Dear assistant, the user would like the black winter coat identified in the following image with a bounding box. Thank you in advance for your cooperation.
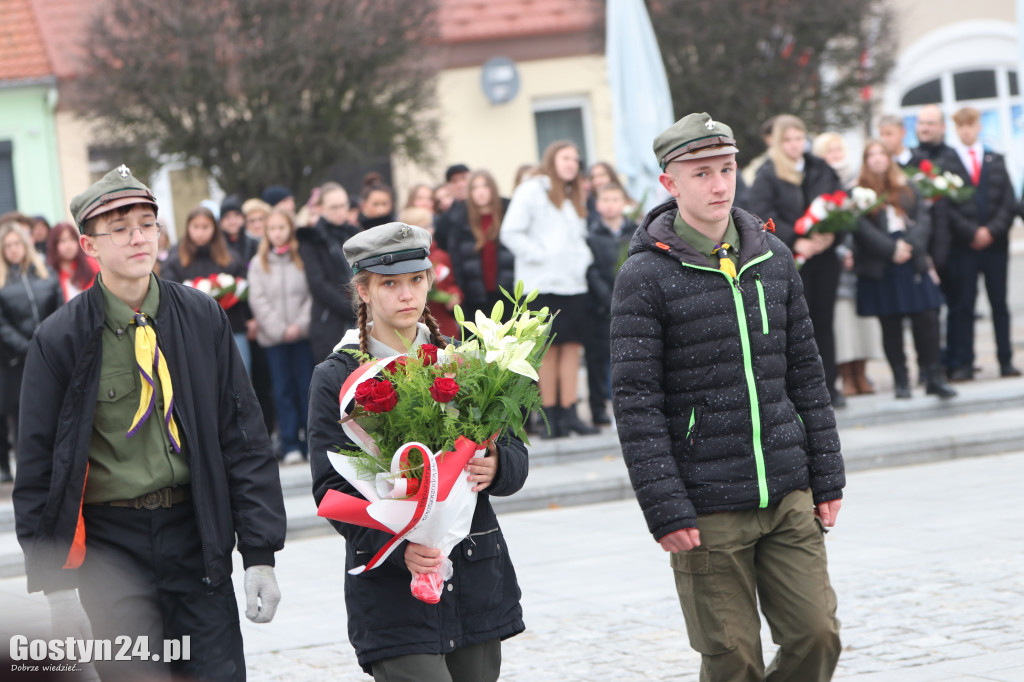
[13,279,286,593]
[610,201,845,541]
[585,216,634,315]
[0,265,61,364]
[853,188,933,281]
[0,265,61,412]
[308,346,526,673]
[159,245,250,334]
[440,200,516,312]
[296,218,361,362]
[746,154,843,251]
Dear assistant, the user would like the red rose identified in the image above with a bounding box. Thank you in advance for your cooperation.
[384,356,409,375]
[919,160,934,176]
[418,343,439,366]
[353,379,376,406]
[357,379,398,413]
[429,377,459,403]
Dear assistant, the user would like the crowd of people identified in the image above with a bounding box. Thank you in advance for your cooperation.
[0,108,1021,477]
[0,102,1021,682]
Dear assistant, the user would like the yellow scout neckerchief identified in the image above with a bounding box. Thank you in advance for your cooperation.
[126,312,181,452]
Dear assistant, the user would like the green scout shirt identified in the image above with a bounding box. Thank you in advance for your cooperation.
[673,213,740,272]
[84,274,190,503]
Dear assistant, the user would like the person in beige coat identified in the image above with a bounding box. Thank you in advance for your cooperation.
[248,207,314,463]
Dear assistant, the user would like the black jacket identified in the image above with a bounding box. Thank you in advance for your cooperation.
[746,154,843,251]
[853,188,933,281]
[0,265,61,365]
[934,147,1016,251]
[13,279,286,593]
[159,245,250,334]
[439,199,516,311]
[610,201,844,541]
[225,232,259,265]
[296,217,361,362]
[586,216,635,315]
[308,346,526,672]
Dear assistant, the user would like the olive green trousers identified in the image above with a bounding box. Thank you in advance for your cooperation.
[371,639,501,682]
[671,488,841,682]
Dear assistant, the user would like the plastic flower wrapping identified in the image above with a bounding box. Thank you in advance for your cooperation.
[903,160,974,203]
[183,273,248,309]
[317,282,552,603]
[793,188,881,237]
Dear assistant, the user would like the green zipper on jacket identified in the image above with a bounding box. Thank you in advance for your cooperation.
[754,273,768,335]
[679,250,774,507]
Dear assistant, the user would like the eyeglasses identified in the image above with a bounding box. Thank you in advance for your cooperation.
[92,222,162,247]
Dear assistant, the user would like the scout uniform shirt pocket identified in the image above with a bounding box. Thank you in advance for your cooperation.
[94,370,138,432]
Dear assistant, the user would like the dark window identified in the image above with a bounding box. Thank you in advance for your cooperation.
[901,79,942,107]
[1010,71,1019,97]
[0,141,16,214]
[953,70,997,101]
[535,107,588,168]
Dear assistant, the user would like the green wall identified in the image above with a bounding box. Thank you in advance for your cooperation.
[0,82,64,223]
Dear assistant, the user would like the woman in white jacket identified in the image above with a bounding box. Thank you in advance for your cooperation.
[248,207,314,462]
[501,140,598,438]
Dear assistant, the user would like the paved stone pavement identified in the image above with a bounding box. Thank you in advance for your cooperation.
[4,452,1022,680]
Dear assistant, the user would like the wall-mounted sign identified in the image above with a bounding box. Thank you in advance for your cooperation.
[481,56,520,105]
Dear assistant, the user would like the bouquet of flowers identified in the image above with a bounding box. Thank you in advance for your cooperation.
[317,282,552,603]
[184,273,248,310]
[794,187,881,237]
[903,160,974,203]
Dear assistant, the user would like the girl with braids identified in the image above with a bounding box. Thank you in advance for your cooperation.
[306,222,527,682]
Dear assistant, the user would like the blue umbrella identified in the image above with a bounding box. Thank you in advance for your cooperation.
[606,0,675,212]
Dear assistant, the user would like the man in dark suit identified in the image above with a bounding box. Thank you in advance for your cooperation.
[940,107,1019,380]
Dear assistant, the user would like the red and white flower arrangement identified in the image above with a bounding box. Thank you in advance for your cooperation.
[183,273,248,310]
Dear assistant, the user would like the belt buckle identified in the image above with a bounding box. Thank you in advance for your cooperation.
[141,491,163,510]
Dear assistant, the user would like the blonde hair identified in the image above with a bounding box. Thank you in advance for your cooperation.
[397,207,433,230]
[348,268,441,355]
[242,198,272,217]
[256,207,304,273]
[811,132,845,160]
[0,222,49,287]
[768,114,807,186]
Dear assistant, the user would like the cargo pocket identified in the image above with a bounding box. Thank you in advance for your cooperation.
[458,528,504,615]
[670,546,735,655]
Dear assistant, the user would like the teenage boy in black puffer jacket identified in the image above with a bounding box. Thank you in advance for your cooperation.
[611,113,845,682]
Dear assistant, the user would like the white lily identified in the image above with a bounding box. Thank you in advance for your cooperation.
[493,337,538,380]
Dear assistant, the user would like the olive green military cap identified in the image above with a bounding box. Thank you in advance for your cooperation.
[343,222,432,275]
[70,164,158,232]
[654,113,739,170]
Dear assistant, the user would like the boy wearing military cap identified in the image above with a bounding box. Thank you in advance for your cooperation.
[13,165,287,681]
[611,113,845,680]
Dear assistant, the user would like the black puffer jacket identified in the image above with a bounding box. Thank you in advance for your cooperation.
[440,200,516,312]
[610,201,844,541]
[0,265,61,364]
[853,187,932,280]
[746,154,843,250]
[14,279,285,593]
[296,217,361,362]
[308,344,527,673]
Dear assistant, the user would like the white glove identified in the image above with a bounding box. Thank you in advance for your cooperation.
[46,589,94,640]
[243,565,280,623]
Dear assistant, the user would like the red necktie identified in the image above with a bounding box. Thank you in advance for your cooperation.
[969,148,981,186]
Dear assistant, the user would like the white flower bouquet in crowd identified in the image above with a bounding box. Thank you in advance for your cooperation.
[183,273,248,310]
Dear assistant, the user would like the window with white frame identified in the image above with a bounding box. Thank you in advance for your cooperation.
[532,96,595,168]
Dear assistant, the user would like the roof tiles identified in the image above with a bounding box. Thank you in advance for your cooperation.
[0,0,53,82]
[438,0,599,44]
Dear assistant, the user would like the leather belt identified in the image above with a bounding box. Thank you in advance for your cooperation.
[94,486,190,510]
